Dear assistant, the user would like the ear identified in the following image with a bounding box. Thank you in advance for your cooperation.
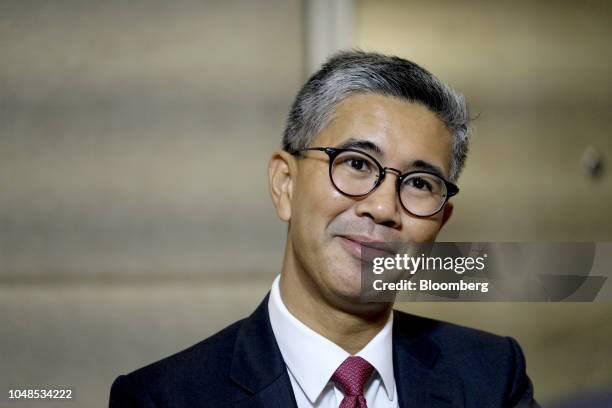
[439,201,454,230]
[268,150,296,222]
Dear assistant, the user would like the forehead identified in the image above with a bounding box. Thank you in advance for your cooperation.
[312,93,453,177]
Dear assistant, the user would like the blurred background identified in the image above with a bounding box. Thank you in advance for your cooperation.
[1,0,610,406]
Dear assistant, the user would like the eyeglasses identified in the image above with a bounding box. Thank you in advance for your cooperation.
[294,147,459,217]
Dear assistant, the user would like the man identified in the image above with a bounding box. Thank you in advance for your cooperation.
[110,51,538,407]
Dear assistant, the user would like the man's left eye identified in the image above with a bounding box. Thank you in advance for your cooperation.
[406,177,432,191]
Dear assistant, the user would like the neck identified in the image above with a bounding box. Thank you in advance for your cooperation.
[279,249,393,354]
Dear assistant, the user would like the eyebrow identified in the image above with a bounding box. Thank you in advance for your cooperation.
[335,138,383,155]
[410,160,445,178]
[334,138,447,178]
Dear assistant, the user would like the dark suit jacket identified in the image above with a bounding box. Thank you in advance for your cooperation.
[110,295,538,407]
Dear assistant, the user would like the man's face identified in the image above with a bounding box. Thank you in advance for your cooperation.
[283,93,454,306]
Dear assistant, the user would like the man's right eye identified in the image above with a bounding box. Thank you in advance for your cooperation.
[347,158,368,171]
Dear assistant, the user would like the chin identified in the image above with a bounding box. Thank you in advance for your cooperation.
[323,263,364,301]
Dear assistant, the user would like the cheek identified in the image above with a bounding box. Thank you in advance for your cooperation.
[402,215,443,242]
[294,168,348,225]
[289,173,342,245]
[325,189,353,215]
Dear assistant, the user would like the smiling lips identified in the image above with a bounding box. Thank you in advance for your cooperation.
[336,234,397,260]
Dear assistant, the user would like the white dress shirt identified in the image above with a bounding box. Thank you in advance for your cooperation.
[268,275,399,408]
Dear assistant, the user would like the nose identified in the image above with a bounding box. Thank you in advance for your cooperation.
[354,169,402,228]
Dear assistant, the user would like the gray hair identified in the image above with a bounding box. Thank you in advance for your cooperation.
[282,50,471,181]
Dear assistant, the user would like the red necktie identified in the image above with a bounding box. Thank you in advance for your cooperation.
[331,356,374,408]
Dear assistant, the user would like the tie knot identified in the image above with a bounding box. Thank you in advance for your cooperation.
[331,356,375,396]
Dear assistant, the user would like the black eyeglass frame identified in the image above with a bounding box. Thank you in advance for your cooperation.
[294,146,459,217]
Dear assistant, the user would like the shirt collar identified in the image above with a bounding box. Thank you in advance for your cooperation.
[355,308,395,401]
[268,274,395,403]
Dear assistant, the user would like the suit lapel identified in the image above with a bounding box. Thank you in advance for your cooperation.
[229,294,298,408]
[393,311,464,408]
[227,296,465,407]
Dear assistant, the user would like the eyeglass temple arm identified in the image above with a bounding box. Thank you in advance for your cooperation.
[446,183,459,197]
[299,147,327,153]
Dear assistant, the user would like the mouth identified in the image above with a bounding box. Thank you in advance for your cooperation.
[336,235,398,261]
